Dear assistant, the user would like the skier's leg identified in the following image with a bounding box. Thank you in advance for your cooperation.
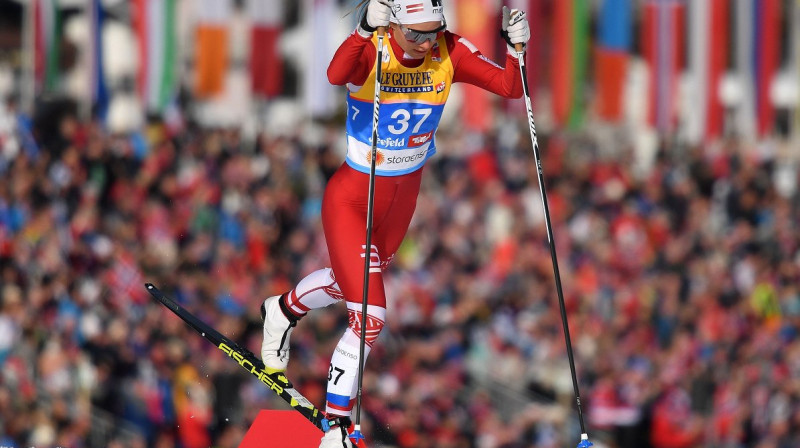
[283,267,344,317]
[325,302,386,416]
[261,267,346,373]
[321,166,422,417]
[317,166,390,417]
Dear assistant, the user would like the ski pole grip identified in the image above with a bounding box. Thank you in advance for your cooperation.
[377,26,385,37]
[515,43,524,52]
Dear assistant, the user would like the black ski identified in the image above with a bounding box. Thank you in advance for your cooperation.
[145,283,334,432]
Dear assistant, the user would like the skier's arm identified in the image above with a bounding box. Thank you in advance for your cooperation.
[448,32,523,99]
[327,0,391,86]
[327,31,376,86]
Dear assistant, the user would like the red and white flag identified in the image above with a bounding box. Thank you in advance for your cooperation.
[248,0,284,98]
[643,0,685,135]
[686,0,729,143]
[793,0,800,140]
[753,0,782,137]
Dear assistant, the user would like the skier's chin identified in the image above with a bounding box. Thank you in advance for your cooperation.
[406,49,427,59]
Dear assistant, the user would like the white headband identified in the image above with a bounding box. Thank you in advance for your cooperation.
[390,0,445,25]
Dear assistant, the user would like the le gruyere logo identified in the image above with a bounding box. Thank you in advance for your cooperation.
[380,70,435,93]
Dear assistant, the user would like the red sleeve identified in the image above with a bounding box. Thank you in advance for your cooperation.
[327,30,376,87]
[446,32,523,99]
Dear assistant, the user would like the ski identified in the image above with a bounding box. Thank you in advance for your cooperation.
[145,283,335,432]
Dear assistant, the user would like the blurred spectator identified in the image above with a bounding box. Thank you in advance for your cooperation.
[0,87,797,448]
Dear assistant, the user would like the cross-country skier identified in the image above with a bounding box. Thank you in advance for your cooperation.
[261,0,530,446]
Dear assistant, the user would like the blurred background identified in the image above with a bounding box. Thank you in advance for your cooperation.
[0,0,799,447]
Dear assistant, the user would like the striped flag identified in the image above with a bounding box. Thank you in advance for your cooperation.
[643,0,685,135]
[33,0,60,92]
[194,0,232,98]
[686,0,728,142]
[248,0,284,98]
[794,0,800,140]
[89,0,109,123]
[732,0,782,139]
[406,3,425,14]
[753,0,781,137]
[133,0,178,114]
[733,0,757,139]
[552,0,589,128]
[595,0,632,121]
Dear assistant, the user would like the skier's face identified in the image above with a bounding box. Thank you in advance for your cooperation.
[391,21,444,59]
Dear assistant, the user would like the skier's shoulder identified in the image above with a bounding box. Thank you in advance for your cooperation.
[444,30,480,55]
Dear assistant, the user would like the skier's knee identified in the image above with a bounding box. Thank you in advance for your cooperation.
[346,305,386,347]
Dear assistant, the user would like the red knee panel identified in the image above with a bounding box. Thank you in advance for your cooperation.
[347,310,386,347]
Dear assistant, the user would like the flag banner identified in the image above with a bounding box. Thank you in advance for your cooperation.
[456,0,497,132]
[732,0,782,139]
[754,0,781,137]
[706,0,729,140]
[33,0,60,92]
[90,0,109,122]
[303,0,340,117]
[595,0,632,121]
[249,0,284,98]
[526,0,545,106]
[504,0,544,116]
[552,0,589,128]
[194,0,232,97]
[686,0,729,142]
[134,0,178,113]
[733,0,757,139]
[644,0,685,135]
[794,0,800,140]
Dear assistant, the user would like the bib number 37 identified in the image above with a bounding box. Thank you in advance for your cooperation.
[350,105,433,136]
[387,108,432,135]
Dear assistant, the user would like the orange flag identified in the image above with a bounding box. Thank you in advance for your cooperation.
[194,0,232,97]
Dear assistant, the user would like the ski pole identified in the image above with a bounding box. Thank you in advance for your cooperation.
[351,24,386,446]
[514,42,593,448]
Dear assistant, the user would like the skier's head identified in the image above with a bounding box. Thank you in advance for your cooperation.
[388,0,446,59]
[389,0,445,26]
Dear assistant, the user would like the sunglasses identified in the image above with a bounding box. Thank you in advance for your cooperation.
[397,21,447,44]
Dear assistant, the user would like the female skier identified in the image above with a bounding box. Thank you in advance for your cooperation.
[261,0,530,446]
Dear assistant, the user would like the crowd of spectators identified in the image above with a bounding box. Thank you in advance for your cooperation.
[0,95,799,448]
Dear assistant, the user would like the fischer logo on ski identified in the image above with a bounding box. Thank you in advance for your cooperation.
[218,342,287,394]
[145,283,326,430]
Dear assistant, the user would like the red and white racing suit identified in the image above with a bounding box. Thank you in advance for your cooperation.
[282,27,523,416]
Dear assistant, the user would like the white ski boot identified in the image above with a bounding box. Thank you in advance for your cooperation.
[319,424,354,448]
[260,294,297,373]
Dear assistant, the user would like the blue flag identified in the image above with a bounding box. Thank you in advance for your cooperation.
[91,0,109,124]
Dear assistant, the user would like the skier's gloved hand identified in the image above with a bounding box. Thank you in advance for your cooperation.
[501,5,530,54]
[358,0,394,37]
